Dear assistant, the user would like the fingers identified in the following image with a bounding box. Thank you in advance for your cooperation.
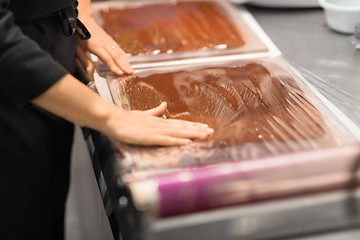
[144,102,167,116]
[94,47,124,75]
[76,46,93,73]
[142,118,213,146]
[142,107,214,145]
[162,127,212,140]
[142,103,214,140]
[105,44,133,74]
[143,135,192,146]
[92,43,133,76]
[112,112,214,146]
[163,119,214,138]
[78,19,133,76]
[140,123,213,146]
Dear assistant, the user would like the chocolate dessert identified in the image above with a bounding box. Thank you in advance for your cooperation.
[114,62,325,147]
[100,1,246,55]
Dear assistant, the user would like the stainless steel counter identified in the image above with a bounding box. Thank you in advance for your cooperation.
[247,6,360,125]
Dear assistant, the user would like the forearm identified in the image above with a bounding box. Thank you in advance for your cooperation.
[32,74,115,131]
[77,0,93,21]
[31,74,213,146]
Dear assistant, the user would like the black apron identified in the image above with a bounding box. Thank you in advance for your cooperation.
[0,1,89,239]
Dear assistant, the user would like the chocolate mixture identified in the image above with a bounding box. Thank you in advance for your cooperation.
[100,1,245,55]
[121,63,325,146]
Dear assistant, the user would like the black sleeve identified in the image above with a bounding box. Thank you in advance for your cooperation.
[0,1,68,106]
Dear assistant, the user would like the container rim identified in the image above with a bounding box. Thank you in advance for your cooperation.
[318,0,360,12]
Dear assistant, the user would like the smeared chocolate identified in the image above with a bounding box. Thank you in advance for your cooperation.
[100,1,245,55]
[121,63,324,146]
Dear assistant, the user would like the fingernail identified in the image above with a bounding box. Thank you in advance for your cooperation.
[206,128,214,134]
[200,132,208,137]
[116,68,124,75]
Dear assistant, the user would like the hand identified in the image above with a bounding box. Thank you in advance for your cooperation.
[33,75,213,147]
[103,102,214,146]
[76,18,133,75]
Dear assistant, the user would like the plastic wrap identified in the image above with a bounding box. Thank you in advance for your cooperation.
[97,57,360,218]
[92,0,277,66]
[90,0,360,221]
[291,62,360,125]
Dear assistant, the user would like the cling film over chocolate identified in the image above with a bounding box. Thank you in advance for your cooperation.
[88,1,360,240]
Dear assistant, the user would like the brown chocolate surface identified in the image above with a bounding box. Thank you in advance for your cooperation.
[118,63,325,147]
[100,1,245,55]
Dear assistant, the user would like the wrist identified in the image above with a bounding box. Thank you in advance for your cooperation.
[85,100,125,137]
[77,10,96,26]
[77,0,94,21]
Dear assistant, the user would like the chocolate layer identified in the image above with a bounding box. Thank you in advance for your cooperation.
[120,62,325,146]
[100,1,245,55]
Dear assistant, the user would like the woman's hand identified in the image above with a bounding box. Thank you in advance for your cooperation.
[104,102,214,146]
[76,0,132,75]
[33,74,213,146]
[76,17,133,76]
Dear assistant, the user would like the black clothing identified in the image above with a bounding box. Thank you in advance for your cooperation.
[8,0,75,23]
[0,0,80,239]
[0,0,74,105]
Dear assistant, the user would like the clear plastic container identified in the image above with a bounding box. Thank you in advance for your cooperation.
[92,0,278,67]
[98,56,360,218]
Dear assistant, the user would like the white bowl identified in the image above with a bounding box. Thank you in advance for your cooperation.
[248,0,319,8]
[319,0,360,34]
